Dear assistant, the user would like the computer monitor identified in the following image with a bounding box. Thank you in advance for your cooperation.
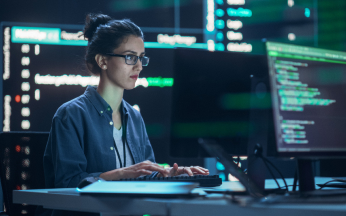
[259,42,346,192]
[266,41,346,157]
[170,48,268,157]
[0,22,174,135]
[1,22,89,132]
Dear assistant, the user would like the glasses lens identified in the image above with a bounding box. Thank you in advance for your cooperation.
[141,57,149,66]
[125,55,138,65]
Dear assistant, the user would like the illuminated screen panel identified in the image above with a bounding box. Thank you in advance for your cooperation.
[1,23,178,132]
[208,0,316,53]
[110,0,318,54]
[266,42,346,153]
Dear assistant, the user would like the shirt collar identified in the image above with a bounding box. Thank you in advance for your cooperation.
[120,98,129,116]
[84,85,128,116]
[84,85,112,115]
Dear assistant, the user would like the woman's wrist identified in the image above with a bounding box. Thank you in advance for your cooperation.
[100,168,123,181]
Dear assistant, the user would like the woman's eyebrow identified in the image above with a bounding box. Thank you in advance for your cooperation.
[121,50,146,55]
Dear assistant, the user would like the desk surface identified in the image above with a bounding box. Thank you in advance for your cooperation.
[13,182,346,216]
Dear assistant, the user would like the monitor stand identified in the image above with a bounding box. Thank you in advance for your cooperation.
[296,160,346,197]
[260,159,346,204]
[297,159,316,192]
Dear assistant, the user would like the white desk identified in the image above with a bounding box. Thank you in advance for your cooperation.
[13,182,346,216]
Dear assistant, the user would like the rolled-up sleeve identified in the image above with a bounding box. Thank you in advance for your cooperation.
[45,115,102,188]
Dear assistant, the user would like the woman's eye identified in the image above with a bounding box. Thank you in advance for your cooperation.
[130,55,137,60]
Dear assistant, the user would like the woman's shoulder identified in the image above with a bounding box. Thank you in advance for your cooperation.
[54,94,89,119]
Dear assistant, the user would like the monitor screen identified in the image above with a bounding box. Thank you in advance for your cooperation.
[170,48,267,157]
[1,22,174,134]
[266,42,346,156]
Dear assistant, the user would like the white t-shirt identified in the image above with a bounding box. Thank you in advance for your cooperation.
[113,126,134,169]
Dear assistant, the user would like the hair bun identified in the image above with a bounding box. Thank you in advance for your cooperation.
[83,13,112,40]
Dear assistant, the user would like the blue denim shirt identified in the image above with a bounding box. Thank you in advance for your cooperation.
[43,85,157,189]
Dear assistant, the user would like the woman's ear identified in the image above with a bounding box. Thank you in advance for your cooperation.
[95,54,107,70]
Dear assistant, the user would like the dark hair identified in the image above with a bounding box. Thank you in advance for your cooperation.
[83,13,144,75]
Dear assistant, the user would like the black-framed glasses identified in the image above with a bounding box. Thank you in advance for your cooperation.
[105,53,150,66]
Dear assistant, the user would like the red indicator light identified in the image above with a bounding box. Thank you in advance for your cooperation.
[15,145,21,152]
[16,185,21,190]
[15,95,21,103]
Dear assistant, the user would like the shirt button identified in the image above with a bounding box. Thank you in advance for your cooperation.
[110,147,114,150]
[107,107,111,111]
[100,111,103,114]
[110,121,113,125]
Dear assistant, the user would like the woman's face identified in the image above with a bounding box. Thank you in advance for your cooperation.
[104,35,145,90]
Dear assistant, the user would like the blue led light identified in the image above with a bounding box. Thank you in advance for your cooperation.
[216,32,224,41]
[216,9,225,17]
[305,8,310,18]
[216,0,224,5]
[219,172,226,181]
[216,43,225,51]
[215,20,225,29]
[216,162,225,171]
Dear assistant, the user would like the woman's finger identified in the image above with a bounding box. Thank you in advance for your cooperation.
[138,169,152,175]
[191,167,206,174]
[141,160,159,166]
[193,166,209,172]
[183,167,194,176]
[139,161,163,169]
[141,164,169,175]
[178,167,183,175]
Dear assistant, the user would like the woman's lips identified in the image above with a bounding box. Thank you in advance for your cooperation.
[130,75,138,80]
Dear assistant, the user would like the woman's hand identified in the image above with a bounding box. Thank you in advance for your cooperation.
[99,160,169,180]
[157,163,209,177]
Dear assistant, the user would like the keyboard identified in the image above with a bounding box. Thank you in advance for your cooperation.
[116,175,222,187]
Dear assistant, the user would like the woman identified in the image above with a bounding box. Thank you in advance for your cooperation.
[43,13,209,191]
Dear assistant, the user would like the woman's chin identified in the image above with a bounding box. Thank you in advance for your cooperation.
[125,84,136,90]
